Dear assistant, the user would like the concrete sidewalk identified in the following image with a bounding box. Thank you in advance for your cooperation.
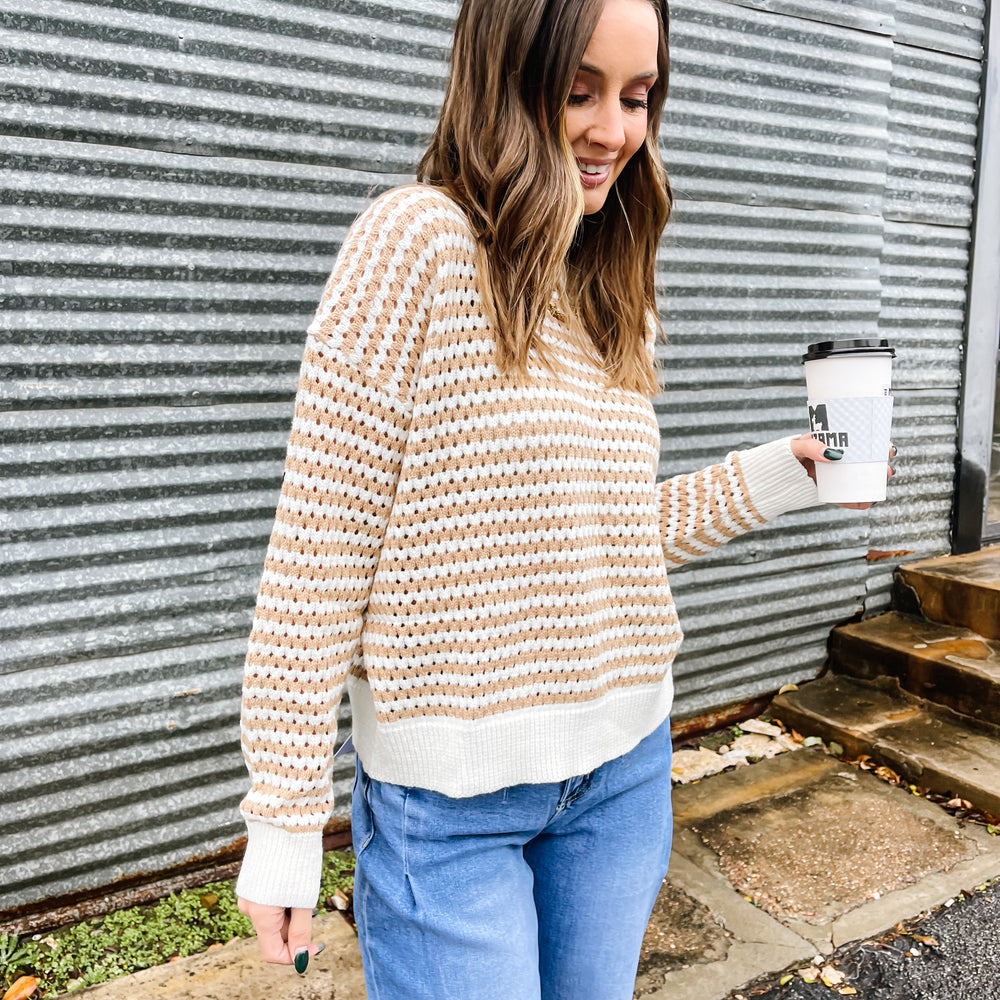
[76,746,1000,1000]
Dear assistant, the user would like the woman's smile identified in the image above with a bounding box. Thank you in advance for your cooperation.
[564,0,658,214]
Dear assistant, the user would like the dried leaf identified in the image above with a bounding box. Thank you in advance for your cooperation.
[779,974,794,986]
[798,966,820,983]
[946,798,973,810]
[911,934,938,946]
[2,977,40,1000]
[778,684,799,695]
[839,988,858,995]
[802,736,824,748]
[875,765,901,783]
[828,741,844,756]
[821,965,846,987]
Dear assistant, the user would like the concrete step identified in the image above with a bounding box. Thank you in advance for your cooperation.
[769,674,1000,819]
[895,545,1000,639]
[830,611,1000,727]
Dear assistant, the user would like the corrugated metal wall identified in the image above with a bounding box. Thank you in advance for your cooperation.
[660,0,984,715]
[0,0,985,915]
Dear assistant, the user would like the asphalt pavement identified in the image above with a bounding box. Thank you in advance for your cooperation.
[729,878,1000,1000]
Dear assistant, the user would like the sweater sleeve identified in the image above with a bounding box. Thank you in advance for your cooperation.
[235,186,456,908]
[655,437,819,571]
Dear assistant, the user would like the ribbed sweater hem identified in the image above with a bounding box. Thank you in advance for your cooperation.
[347,672,675,797]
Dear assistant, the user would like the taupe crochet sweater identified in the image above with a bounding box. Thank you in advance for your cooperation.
[236,185,819,907]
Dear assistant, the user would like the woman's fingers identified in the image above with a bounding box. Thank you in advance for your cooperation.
[236,899,323,971]
[791,433,894,509]
[286,907,317,972]
[239,899,295,964]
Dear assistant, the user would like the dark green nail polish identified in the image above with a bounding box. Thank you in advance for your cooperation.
[294,948,309,974]
[824,448,844,460]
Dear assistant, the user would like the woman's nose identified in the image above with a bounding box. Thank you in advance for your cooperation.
[586,99,626,151]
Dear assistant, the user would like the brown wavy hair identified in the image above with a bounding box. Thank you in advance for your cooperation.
[418,0,672,394]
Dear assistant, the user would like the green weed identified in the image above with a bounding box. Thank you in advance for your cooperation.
[1,849,355,997]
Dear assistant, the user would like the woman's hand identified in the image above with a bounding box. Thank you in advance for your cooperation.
[790,433,895,511]
[237,898,322,973]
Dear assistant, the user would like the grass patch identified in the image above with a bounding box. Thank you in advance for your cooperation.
[0,849,355,997]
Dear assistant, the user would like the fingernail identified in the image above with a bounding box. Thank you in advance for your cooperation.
[824,448,844,460]
[294,948,309,974]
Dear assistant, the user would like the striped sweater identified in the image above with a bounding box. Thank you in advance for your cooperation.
[236,184,819,907]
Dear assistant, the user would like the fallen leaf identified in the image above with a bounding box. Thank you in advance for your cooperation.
[798,966,820,984]
[875,765,900,783]
[802,736,824,748]
[828,741,844,756]
[779,974,794,986]
[790,729,804,743]
[946,798,973,810]
[778,684,799,695]
[821,965,846,987]
[3,977,40,1000]
[911,934,938,946]
[839,988,858,995]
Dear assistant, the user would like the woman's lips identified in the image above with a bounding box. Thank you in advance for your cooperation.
[577,159,613,187]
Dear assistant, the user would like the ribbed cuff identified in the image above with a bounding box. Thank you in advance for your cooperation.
[738,437,820,522]
[235,821,323,909]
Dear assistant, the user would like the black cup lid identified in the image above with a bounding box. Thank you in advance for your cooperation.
[803,338,895,362]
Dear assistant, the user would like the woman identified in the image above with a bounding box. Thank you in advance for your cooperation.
[235,0,858,996]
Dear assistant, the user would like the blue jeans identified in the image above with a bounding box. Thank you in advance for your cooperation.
[351,718,673,1000]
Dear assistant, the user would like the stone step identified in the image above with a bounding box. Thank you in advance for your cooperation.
[895,545,1000,639]
[769,674,1000,819]
[830,611,1000,727]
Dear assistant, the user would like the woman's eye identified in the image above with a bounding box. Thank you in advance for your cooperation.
[622,97,648,111]
[567,93,591,106]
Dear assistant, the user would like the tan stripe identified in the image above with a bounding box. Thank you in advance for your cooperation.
[240,801,327,827]
[729,452,764,525]
[242,758,337,783]
[365,648,676,687]
[388,491,657,527]
[365,598,678,636]
[375,671,667,722]
[241,696,340,729]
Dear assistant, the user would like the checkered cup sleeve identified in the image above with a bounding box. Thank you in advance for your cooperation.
[807,395,894,464]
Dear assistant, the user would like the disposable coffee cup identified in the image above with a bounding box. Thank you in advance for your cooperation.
[802,339,895,503]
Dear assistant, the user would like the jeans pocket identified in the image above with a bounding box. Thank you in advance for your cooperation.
[352,760,375,854]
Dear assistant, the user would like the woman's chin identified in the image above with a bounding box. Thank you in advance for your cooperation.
[581,187,610,215]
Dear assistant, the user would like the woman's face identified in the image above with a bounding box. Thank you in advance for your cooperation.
[564,0,659,215]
